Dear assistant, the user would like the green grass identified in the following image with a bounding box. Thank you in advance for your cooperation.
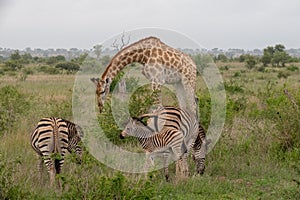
[0,62,300,199]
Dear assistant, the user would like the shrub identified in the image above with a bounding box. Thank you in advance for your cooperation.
[257,66,266,72]
[286,65,299,72]
[277,71,290,79]
[0,86,30,134]
[37,65,60,74]
[224,80,244,94]
[233,71,241,77]
[55,62,80,73]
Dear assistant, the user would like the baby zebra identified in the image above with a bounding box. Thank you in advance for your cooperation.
[139,106,211,175]
[30,117,84,188]
[120,117,187,181]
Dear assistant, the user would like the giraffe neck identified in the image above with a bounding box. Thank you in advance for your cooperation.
[101,37,161,81]
[101,47,146,81]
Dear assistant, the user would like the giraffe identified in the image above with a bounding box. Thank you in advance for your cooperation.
[91,36,197,113]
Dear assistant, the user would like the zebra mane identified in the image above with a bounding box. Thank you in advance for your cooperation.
[131,117,155,132]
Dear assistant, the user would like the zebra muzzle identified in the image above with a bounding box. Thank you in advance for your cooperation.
[120,131,126,139]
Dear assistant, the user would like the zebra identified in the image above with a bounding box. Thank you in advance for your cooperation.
[139,106,211,175]
[30,117,84,188]
[120,117,188,182]
[192,123,211,175]
[121,106,199,180]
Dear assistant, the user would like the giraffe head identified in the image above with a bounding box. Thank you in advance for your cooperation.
[91,77,111,113]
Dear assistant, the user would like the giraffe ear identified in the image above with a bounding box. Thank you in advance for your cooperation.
[90,78,100,86]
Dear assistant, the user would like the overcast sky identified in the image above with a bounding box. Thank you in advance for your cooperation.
[0,0,300,50]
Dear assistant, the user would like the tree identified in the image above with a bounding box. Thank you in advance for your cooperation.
[93,44,102,60]
[55,62,80,72]
[245,56,257,69]
[216,54,228,62]
[261,44,290,67]
[10,50,21,60]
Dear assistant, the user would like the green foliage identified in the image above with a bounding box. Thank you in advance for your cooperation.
[55,62,80,73]
[193,54,214,73]
[245,55,257,69]
[250,82,300,154]
[257,66,266,72]
[61,172,157,200]
[286,65,299,72]
[0,153,34,199]
[197,91,211,129]
[37,65,60,74]
[129,86,157,117]
[0,86,30,134]
[261,44,291,67]
[4,60,23,71]
[233,71,241,77]
[224,80,244,94]
[125,77,139,92]
[10,50,21,61]
[277,71,290,79]
[46,55,66,65]
[216,54,228,62]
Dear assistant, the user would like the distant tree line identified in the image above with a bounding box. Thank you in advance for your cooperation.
[0,50,90,76]
[213,44,299,69]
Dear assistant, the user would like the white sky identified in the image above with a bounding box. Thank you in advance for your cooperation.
[0,0,300,50]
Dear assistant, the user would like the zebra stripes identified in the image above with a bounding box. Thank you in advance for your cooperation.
[121,106,199,180]
[120,117,186,181]
[30,117,83,187]
[139,106,210,175]
[192,123,211,175]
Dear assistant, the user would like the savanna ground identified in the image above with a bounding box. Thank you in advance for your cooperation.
[0,60,299,199]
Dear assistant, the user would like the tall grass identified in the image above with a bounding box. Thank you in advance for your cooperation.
[0,64,299,199]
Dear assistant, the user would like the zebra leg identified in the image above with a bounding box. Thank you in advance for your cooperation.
[37,156,44,182]
[181,152,189,177]
[144,152,152,179]
[48,162,56,187]
[162,152,170,182]
[195,158,206,175]
[55,159,63,189]
[173,146,185,178]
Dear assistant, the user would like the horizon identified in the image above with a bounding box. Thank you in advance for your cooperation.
[1,1,300,50]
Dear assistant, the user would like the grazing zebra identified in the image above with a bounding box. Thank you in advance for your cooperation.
[139,106,211,175]
[192,123,211,175]
[120,117,187,181]
[30,117,84,188]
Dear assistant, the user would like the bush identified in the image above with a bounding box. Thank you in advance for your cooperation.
[253,82,300,154]
[55,62,80,73]
[0,86,30,134]
[37,65,60,74]
[224,80,244,94]
[257,66,266,72]
[286,65,299,72]
[277,71,290,79]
